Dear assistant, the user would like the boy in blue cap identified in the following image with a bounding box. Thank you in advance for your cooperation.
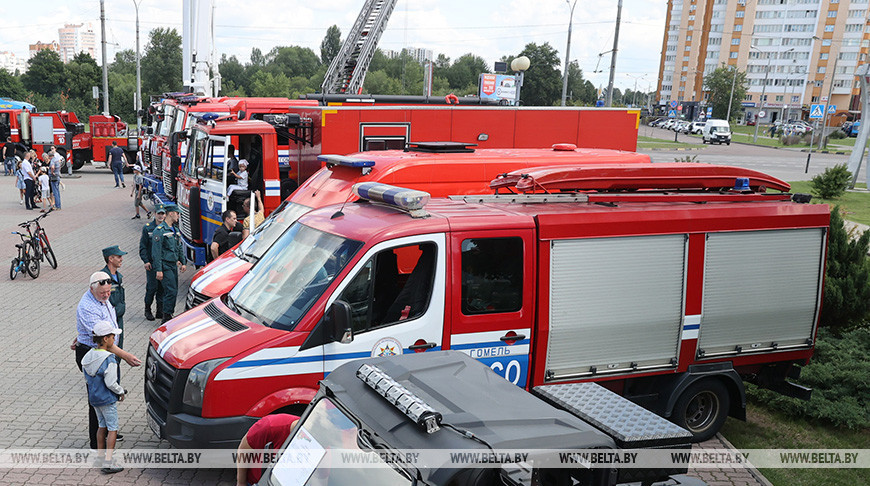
[101,246,127,348]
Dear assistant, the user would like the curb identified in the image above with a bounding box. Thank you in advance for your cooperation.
[799,149,849,155]
[716,433,774,486]
[643,147,706,152]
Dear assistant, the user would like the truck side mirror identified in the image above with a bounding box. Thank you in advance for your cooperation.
[196,166,205,178]
[146,127,154,135]
[328,300,353,344]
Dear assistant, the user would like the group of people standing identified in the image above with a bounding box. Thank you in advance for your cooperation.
[3,137,62,211]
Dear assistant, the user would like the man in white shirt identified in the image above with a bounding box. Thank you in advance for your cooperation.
[21,152,36,210]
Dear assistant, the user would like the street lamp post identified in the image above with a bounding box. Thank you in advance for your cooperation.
[819,53,840,150]
[753,47,794,143]
[134,0,143,131]
[561,0,578,107]
[726,66,738,122]
[511,56,531,106]
[626,74,645,107]
[100,0,109,115]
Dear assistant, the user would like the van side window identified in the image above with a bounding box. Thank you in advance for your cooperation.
[461,238,523,315]
[337,242,437,333]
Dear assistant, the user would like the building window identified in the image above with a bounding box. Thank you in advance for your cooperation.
[745,95,752,101]
[818,66,827,73]
[735,11,745,18]
[822,39,832,46]
[686,35,693,41]
[734,24,743,32]
[820,52,829,60]
[812,96,819,102]
[732,38,741,45]
[685,45,692,51]
[730,51,739,58]
[825,25,835,32]
[776,95,784,101]
[792,95,799,102]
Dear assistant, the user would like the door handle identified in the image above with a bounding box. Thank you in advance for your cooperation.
[408,341,437,351]
[500,333,526,342]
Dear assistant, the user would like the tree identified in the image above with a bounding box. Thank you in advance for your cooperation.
[110,49,137,77]
[320,25,341,65]
[65,52,101,101]
[0,68,26,100]
[704,66,747,121]
[265,46,320,80]
[445,54,488,93]
[248,71,291,97]
[820,207,870,332]
[141,28,182,96]
[564,61,592,105]
[219,54,247,96]
[22,49,65,97]
[511,42,562,106]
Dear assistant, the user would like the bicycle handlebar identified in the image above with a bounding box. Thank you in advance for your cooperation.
[18,208,52,227]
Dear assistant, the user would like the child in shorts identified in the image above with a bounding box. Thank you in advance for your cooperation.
[37,168,51,212]
[82,320,127,474]
[130,165,151,219]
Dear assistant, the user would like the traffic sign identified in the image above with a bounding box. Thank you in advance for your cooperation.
[809,104,825,119]
[706,107,713,116]
[828,104,837,114]
[670,100,678,109]
[821,96,828,102]
[668,110,677,118]
[758,111,766,119]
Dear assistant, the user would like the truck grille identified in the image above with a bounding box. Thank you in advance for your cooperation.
[179,203,192,240]
[163,169,174,197]
[143,150,151,171]
[153,154,162,177]
[186,286,210,310]
[145,346,178,423]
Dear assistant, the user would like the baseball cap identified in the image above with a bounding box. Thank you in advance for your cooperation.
[89,271,111,285]
[92,320,122,338]
[133,164,142,172]
[102,245,127,259]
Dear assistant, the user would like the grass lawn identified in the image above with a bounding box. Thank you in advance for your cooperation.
[727,125,859,152]
[782,181,870,225]
[721,402,870,486]
[636,136,699,150]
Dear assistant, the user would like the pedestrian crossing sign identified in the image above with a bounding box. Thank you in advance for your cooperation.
[668,110,677,118]
[827,104,837,114]
[809,104,825,119]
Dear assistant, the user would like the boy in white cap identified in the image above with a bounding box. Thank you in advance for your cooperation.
[81,320,127,474]
[130,165,151,219]
[227,159,248,196]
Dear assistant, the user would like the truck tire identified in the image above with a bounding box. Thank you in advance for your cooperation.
[671,379,730,442]
[71,150,89,171]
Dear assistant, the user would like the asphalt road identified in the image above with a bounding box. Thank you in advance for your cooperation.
[637,125,869,184]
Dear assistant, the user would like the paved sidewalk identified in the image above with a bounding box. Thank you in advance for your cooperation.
[0,167,770,485]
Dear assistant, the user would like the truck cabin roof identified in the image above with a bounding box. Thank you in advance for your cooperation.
[321,351,616,485]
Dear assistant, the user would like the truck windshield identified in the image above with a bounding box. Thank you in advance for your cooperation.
[228,224,362,330]
[268,398,413,486]
[159,105,175,137]
[237,201,312,262]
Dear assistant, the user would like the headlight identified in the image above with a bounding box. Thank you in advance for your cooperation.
[182,358,228,410]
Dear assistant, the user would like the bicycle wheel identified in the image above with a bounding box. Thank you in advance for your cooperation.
[25,243,40,279]
[10,259,19,280]
[39,232,57,269]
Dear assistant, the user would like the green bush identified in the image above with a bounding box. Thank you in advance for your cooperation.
[811,164,852,199]
[673,155,699,163]
[746,327,870,429]
[819,206,870,331]
[829,129,847,140]
[780,134,803,146]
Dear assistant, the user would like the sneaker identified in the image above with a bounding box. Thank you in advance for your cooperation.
[161,314,174,324]
[93,457,104,469]
[116,434,124,442]
[122,183,126,188]
[145,308,155,321]
[131,214,141,219]
[114,184,119,188]
[101,461,124,474]
[19,199,23,205]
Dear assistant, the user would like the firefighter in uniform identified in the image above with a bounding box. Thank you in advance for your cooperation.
[152,203,187,323]
[140,204,166,321]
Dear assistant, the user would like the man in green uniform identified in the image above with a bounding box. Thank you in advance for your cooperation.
[100,245,127,348]
[140,204,166,321]
[152,203,187,323]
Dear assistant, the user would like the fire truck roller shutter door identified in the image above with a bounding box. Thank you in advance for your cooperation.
[698,228,825,357]
[546,234,687,380]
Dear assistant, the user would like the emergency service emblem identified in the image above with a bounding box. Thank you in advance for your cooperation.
[372,337,402,357]
[207,192,215,212]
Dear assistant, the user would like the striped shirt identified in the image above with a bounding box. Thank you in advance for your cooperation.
[76,289,117,348]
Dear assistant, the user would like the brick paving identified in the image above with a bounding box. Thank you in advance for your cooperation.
[0,166,770,485]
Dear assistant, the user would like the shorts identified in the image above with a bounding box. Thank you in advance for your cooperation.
[134,194,142,206]
[94,402,119,431]
[41,189,50,199]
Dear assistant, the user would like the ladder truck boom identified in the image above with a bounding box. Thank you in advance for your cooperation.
[321,0,398,94]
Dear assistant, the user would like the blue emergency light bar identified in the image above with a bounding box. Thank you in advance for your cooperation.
[352,182,430,218]
[199,113,220,122]
[177,95,201,103]
[357,364,442,434]
[733,177,750,192]
[318,154,376,169]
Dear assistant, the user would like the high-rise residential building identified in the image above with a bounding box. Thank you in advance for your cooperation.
[657,0,870,124]
[58,23,96,63]
[382,47,434,63]
[0,51,27,74]
[29,41,60,59]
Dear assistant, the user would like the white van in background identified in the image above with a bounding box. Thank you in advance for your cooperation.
[702,119,731,145]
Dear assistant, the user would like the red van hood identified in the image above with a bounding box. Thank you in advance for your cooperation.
[149,300,293,368]
[189,253,253,300]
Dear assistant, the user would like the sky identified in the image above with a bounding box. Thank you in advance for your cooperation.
[0,0,667,93]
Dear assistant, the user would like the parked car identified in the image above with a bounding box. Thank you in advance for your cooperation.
[851,120,861,137]
[690,121,706,134]
[661,119,676,130]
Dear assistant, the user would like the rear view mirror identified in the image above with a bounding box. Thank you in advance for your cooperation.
[328,300,353,344]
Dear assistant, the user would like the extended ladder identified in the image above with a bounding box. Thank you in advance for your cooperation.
[321,0,398,94]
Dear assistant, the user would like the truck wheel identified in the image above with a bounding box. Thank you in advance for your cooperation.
[671,380,729,442]
[72,150,88,171]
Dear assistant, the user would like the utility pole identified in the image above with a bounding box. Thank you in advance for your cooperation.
[819,53,840,150]
[726,66,737,122]
[605,0,623,107]
[561,0,578,106]
[134,0,143,131]
[100,0,110,115]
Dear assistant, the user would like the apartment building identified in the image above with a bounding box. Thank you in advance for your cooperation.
[657,0,870,123]
[29,41,60,59]
[58,23,96,63]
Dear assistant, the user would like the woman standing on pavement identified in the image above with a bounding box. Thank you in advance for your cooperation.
[15,156,25,205]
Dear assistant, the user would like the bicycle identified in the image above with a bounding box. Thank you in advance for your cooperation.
[20,208,57,269]
[10,230,39,279]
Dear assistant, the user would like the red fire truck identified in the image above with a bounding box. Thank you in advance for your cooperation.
[0,99,83,169]
[185,144,652,308]
[72,114,139,169]
[174,105,642,266]
[145,163,829,449]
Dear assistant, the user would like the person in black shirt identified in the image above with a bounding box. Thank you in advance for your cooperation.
[210,210,243,259]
